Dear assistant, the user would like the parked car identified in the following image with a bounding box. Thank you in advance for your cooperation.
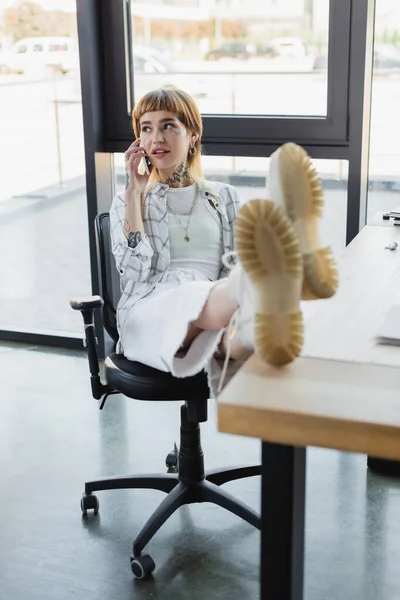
[133,46,207,99]
[312,53,328,71]
[256,43,278,58]
[204,43,256,61]
[269,37,307,59]
[0,36,77,75]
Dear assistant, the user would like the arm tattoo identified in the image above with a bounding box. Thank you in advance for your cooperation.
[125,173,130,189]
[127,231,142,248]
[124,219,130,232]
[165,162,189,185]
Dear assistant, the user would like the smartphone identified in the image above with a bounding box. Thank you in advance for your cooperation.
[138,155,151,176]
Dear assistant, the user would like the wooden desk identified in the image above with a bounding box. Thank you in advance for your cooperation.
[218,223,400,600]
[303,223,400,475]
[219,356,400,461]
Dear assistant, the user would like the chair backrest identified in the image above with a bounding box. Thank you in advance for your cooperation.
[95,212,121,343]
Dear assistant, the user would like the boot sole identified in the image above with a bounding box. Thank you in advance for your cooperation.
[235,199,304,366]
[269,142,339,300]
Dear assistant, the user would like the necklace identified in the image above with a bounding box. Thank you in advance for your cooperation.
[166,182,199,242]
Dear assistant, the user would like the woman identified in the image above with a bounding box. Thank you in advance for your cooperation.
[110,87,338,395]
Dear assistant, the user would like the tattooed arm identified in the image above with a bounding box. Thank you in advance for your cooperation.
[110,190,154,285]
[124,189,145,248]
[126,230,142,248]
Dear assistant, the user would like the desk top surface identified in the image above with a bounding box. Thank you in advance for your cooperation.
[302,223,400,367]
[218,224,400,460]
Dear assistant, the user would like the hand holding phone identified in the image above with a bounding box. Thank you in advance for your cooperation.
[125,139,152,193]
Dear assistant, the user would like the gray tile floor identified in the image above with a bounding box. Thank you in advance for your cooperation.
[2,341,400,600]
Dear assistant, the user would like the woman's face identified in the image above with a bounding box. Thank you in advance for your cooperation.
[139,110,197,175]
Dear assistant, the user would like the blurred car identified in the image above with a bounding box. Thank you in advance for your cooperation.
[204,43,256,61]
[133,46,207,99]
[313,44,400,72]
[269,37,307,59]
[0,36,77,75]
[256,43,278,58]
[312,53,328,71]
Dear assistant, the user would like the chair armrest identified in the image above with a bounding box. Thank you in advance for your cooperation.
[69,294,109,400]
[70,295,104,311]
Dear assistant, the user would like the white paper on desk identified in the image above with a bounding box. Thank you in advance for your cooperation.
[376,304,400,346]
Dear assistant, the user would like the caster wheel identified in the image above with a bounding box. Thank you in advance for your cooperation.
[130,554,156,579]
[81,493,99,516]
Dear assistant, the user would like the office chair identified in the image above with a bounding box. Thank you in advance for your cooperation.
[71,212,261,579]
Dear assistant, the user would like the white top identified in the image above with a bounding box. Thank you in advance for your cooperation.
[166,183,223,281]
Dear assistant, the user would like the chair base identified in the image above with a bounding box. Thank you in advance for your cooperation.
[84,464,261,557]
[82,403,261,566]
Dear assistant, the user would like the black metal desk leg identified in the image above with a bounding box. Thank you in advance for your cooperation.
[260,442,306,600]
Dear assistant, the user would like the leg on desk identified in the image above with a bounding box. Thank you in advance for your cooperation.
[261,442,306,600]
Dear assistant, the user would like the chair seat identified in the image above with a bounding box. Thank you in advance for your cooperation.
[105,353,210,401]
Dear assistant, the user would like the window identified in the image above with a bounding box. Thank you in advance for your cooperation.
[0,1,89,339]
[100,0,351,144]
[16,45,27,54]
[131,0,331,117]
[367,0,400,224]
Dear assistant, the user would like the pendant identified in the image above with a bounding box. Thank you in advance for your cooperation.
[184,236,190,242]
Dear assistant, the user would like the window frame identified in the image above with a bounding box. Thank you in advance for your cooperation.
[99,0,351,149]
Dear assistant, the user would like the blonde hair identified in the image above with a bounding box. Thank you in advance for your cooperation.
[132,87,203,190]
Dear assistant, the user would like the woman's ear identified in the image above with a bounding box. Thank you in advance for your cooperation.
[190,132,200,146]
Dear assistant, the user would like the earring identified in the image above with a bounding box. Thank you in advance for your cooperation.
[189,146,197,155]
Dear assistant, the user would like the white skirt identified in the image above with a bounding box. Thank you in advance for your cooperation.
[120,272,242,397]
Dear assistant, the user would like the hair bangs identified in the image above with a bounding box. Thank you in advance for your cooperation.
[132,88,200,137]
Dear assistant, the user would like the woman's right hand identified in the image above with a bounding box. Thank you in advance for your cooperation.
[124,138,150,194]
